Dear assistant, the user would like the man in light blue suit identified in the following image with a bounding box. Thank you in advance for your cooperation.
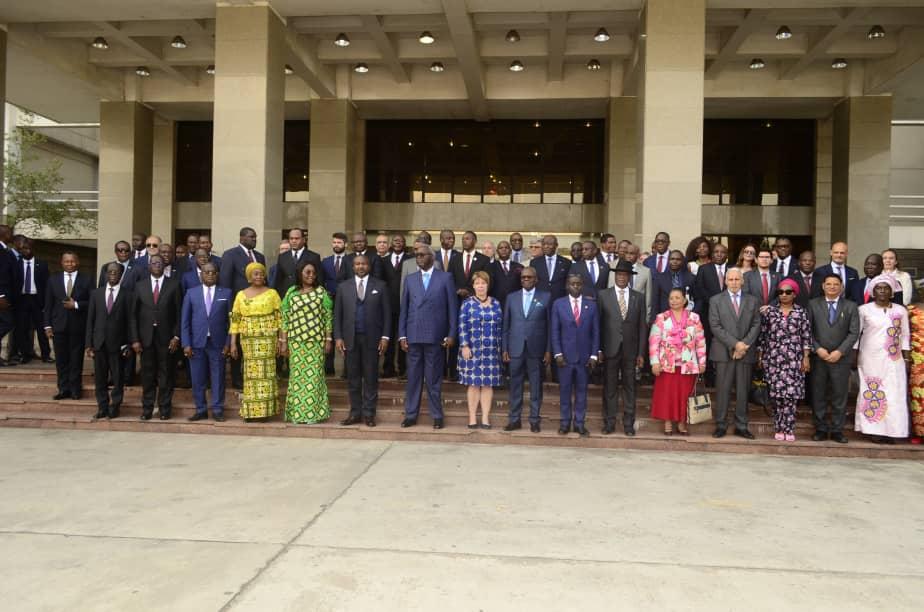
[398,244,458,429]
[181,263,231,421]
[550,274,600,437]
[502,267,551,433]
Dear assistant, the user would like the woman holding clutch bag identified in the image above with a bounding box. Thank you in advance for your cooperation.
[649,288,707,435]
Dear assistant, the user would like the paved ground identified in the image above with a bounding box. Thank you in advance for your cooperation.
[0,429,922,611]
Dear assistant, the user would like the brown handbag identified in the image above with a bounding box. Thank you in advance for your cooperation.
[687,376,713,425]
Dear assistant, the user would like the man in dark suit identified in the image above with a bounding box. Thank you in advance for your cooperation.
[381,234,412,378]
[807,274,860,443]
[129,254,182,420]
[321,232,349,375]
[129,234,162,279]
[181,263,231,422]
[181,248,212,292]
[569,240,608,298]
[131,233,147,261]
[449,230,491,299]
[220,227,265,388]
[14,239,52,364]
[97,240,136,289]
[43,251,91,399]
[811,241,858,299]
[398,244,458,429]
[509,232,526,265]
[196,234,223,270]
[743,248,781,309]
[531,234,570,305]
[847,253,903,305]
[0,225,21,366]
[273,228,323,298]
[502,267,550,433]
[85,263,132,419]
[652,250,695,315]
[490,240,523,309]
[335,255,390,427]
[789,250,816,309]
[692,243,729,385]
[436,229,460,274]
[598,261,647,436]
[174,232,200,277]
[550,274,600,437]
[338,232,384,281]
[644,231,671,275]
[708,268,761,439]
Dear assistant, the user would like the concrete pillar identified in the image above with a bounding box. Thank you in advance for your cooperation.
[814,117,834,256]
[307,99,361,249]
[151,117,176,242]
[0,28,6,212]
[97,101,153,267]
[211,4,286,253]
[831,96,892,266]
[636,0,705,247]
[605,97,638,242]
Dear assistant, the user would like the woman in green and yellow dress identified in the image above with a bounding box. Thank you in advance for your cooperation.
[280,262,333,423]
[229,262,283,421]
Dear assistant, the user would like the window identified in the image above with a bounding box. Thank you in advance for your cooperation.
[175,122,213,202]
[284,121,310,202]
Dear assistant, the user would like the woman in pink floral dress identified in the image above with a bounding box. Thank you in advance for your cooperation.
[649,288,707,435]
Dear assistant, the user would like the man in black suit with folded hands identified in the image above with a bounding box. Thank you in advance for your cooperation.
[86,263,133,419]
[14,238,52,364]
[273,228,323,297]
[44,251,91,399]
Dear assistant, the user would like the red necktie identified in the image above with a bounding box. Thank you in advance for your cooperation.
[465,253,471,277]
[153,279,160,305]
[761,273,769,305]
[572,298,581,324]
[657,255,665,273]
[863,280,870,303]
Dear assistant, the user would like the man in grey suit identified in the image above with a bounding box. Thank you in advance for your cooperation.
[502,267,551,433]
[807,273,860,444]
[598,260,647,436]
[743,248,781,309]
[708,267,761,439]
[611,244,652,322]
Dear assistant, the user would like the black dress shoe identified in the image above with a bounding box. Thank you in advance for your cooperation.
[140,413,152,421]
[19,357,32,365]
[70,392,81,400]
[830,432,848,444]
[734,428,755,440]
[213,415,226,422]
[503,421,522,432]
[42,357,55,364]
[108,407,120,419]
[400,418,417,428]
[432,418,444,429]
[53,392,70,400]
[530,423,541,433]
[602,425,614,435]
[160,414,171,421]
[558,425,571,435]
[812,431,828,442]
[340,416,363,426]
[365,418,376,427]
[575,426,590,437]
[624,427,636,437]
[712,427,726,438]
[188,413,208,422]
[94,409,108,419]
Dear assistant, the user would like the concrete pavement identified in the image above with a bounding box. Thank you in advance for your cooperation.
[0,429,921,611]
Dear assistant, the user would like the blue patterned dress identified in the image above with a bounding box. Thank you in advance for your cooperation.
[458,297,503,387]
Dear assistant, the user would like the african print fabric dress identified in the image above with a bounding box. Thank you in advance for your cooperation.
[855,303,911,438]
[230,290,282,419]
[282,286,333,424]
[908,304,924,437]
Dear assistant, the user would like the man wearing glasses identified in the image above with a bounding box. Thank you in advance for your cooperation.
[743,248,781,312]
[98,241,137,290]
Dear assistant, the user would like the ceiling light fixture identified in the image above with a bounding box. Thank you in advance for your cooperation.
[586,59,602,71]
[429,61,445,73]
[831,58,848,69]
[135,66,150,77]
[91,36,109,50]
[509,60,525,72]
[419,31,435,44]
[533,121,541,128]
[749,57,766,70]
[284,64,294,75]
[594,28,610,42]
[775,26,792,40]
[206,64,215,75]
[867,25,886,39]
[354,62,369,73]
[170,36,187,49]
[334,32,350,47]
[505,29,520,43]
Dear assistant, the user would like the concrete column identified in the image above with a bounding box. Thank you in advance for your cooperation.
[831,96,892,266]
[151,117,176,242]
[814,117,834,256]
[211,4,286,253]
[605,97,638,242]
[0,28,6,212]
[307,99,361,248]
[636,0,705,247]
[97,101,153,266]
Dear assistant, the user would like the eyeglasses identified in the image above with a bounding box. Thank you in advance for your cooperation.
[776,289,794,296]
[146,243,159,248]
[115,247,130,253]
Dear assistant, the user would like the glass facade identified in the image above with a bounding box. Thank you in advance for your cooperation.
[702,120,815,206]
[365,120,605,204]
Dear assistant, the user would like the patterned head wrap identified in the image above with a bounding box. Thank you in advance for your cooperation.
[245,262,267,282]
[778,277,800,297]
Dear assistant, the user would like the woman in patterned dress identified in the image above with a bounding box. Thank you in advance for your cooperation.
[458,271,503,429]
[907,289,924,444]
[758,278,812,441]
[280,262,333,424]
[229,262,283,421]
[855,275,911,444]
[649,288,707,435]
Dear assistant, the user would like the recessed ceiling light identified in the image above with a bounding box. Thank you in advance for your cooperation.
[533,121,541,128]
[206,65,215,75]
[584,121,592,127]
[135,66,150,77]
[91,36,109,50]
[505,29,520,43]
[419,31,435,45]
[430,61,445,73]
[170,36,187,49]
[831,58,848,69]
[867,25,886,39]
[334,32,350,47]
[775,26,792,40]
[594,28,610,43]
[284,64,294,75]
[749,58,766,70]
[586,59,602,71]
[354,62,369,73]
[509,60,525,72]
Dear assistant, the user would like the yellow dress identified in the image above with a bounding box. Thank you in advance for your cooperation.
[230,289,282,419]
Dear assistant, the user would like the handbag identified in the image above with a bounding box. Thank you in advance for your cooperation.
[687,377,713,425]
[749,368,771,411]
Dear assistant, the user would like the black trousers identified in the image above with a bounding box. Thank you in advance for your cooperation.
[14,295,51,359]
[603,354,637,429]
[810,356,851,434]
[94,347,125,411]
[345,335,380,418]
[140,339,177,416]
[53,331,85,396]
[382,311,405,376]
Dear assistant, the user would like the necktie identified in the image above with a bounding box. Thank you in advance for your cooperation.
[572,298,581,324]
[205,286,213,317]
[607,253,613,264]
[335,255,341,276]
[828,301,837,325]
[357,277,365,301]
[804,274,812,292]
[465,253,471,277]
[778,260,785,275]
[863,279,871,303]
[589,261,596,284]
[293,250,298,263]
[394,254,400,269]
[153,279,160,305]
[732,293,740,316]
[513,251,520,263]
[106,287,114,313]
[503,261,508,274]
[65,273,73,297]
[548,257,554,279]
[247,249,255,263]
[718,266,725,290]
[422,272,430,291]
[24,261,32,294]
[523,292,530,317]
[672,272,681,289]
[761,272,769,305]
[443,251,449,271]
[835,265,844,286]
[657,255,665,273]
[618,289,627,318]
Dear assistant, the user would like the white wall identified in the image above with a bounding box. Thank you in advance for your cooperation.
[888,123,924,249]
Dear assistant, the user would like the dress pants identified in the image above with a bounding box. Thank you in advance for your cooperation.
[14,295,51,359]
[714,360,752,430]
[604,354,637,429]
[382,311,405,376]
[558,362,589,427]
[189,336,226,416]
[140,337,176,417]
[345,334,380,418]
[810,356,851,434]
[404,343,445,420]
[508,354,543,424]
[93,347,124,412]
[53,331,85,396]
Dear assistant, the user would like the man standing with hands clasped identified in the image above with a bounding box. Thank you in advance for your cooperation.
[86,263,132,419]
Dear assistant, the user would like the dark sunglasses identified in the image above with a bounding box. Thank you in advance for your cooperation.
[115,247,130,252]
[776,289,794,296]
[146,242,159,247]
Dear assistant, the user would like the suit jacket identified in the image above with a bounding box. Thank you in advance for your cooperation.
[18,258,50,306]
[321,254,346,295]
[181,268,203,293]
[338,249,385,282]
[333,276,391,351]
[807,296,860,357]
[692,262,727,319]
[644,251,671,275]
[435,248,460,274]
[129,275,182,347]
[85,285,132,351]
[569,257,608,297]
[398,269,458,345]
[788,271,816,309]
[382,251,414,311]
[0,246,17,304]
[707,292,761,363]
[652,268,696,316]
[550,295,599,365]
[846,276,903,306]
[181,285,232,350]
[597,286,646,359]
[448,250,492,294]
[810,263,859,299]
[219,245,266,297]
[743,269,781,306]
[502,289,551,359]
[608,262,653,322]
[274,248,324,297]
[489,259,523,308]
[43,271,91,334]
[98,260,136,289]
[530,255,571,303]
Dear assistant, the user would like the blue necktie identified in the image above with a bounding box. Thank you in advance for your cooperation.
[24,260,32,293]
[523,292,531,317]
[422,272,430,291]
[828,301,837,325]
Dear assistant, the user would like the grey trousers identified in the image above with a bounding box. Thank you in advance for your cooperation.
[715,360,753,430]
[810,356,851,434]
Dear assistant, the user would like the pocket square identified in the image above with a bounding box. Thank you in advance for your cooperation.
[217,298,228,301]
[371,289,379,294]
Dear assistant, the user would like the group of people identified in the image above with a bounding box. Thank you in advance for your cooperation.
[15,224,924,445]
